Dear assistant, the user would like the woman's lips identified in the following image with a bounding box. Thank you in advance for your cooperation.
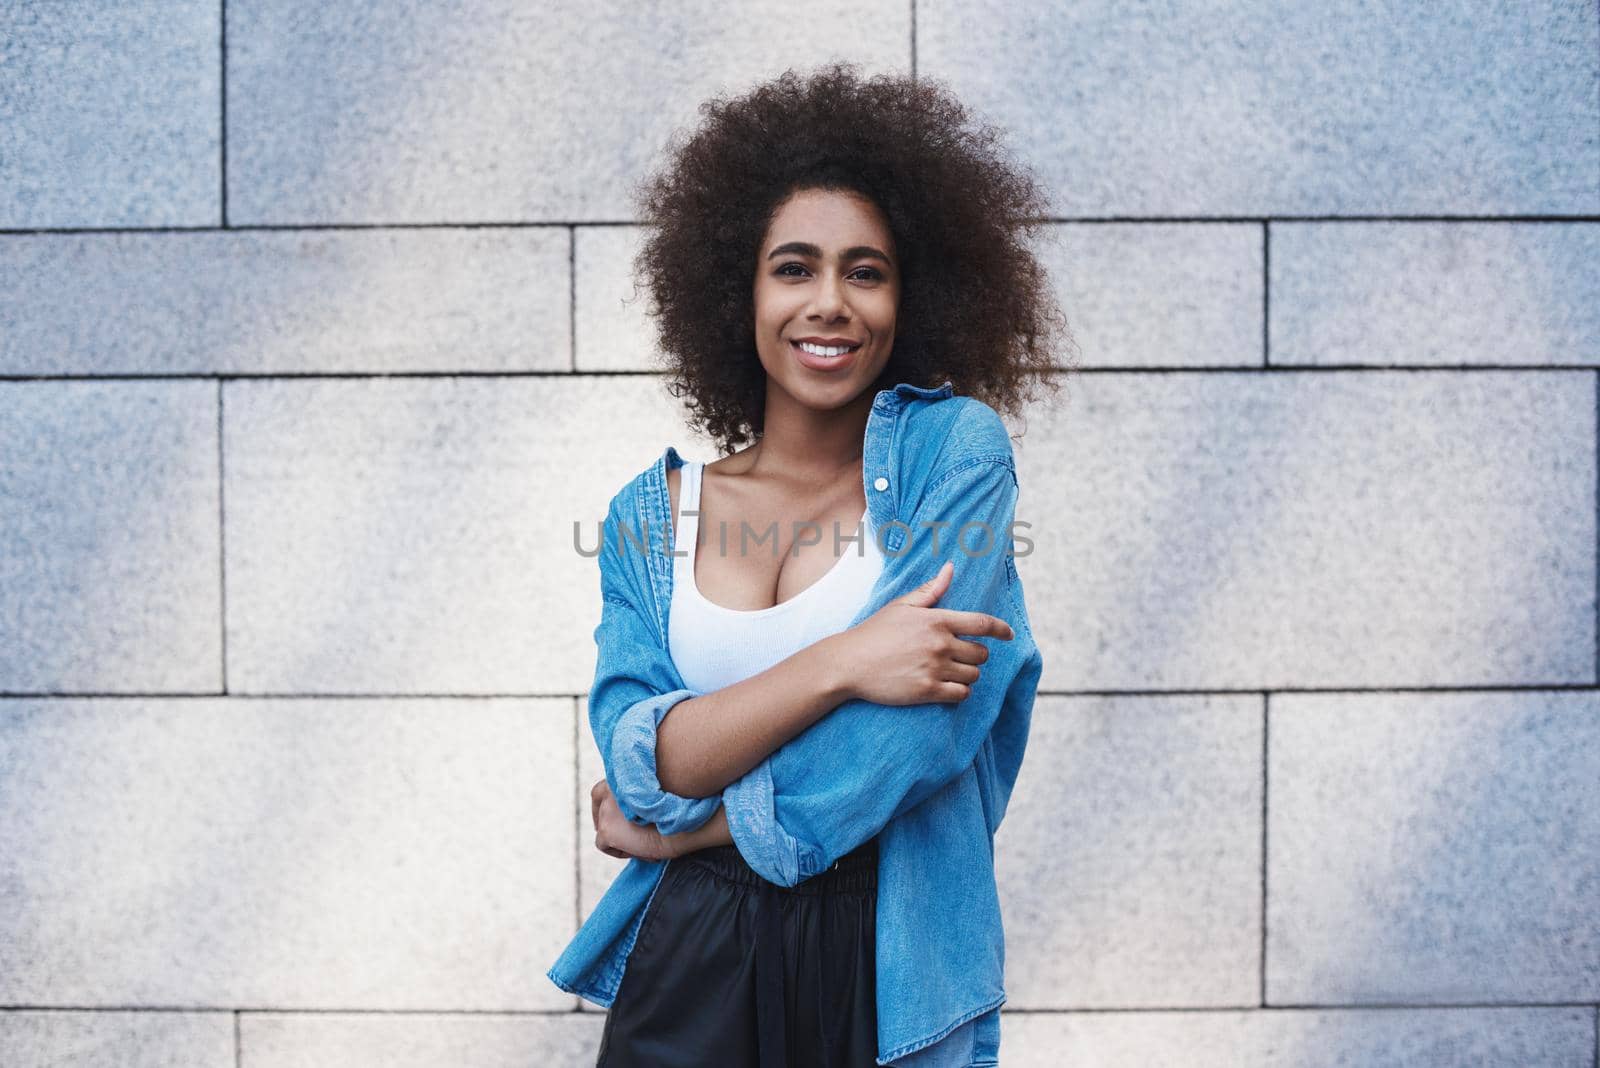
[791,339,862,374]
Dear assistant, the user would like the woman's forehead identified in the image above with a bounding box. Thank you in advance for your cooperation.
[763,188,894,252]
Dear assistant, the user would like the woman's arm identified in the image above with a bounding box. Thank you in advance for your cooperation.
[722,448,1041,887]
[591,490,857,837]
[653,631,857,799]
[592,778,735,861]
[612,455,1035,874]
[597,400,1030,849]
[663,801,735,854]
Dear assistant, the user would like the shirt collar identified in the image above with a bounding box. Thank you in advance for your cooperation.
[879,379,955,404]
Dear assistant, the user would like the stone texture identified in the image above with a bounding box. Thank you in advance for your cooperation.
[0,1011,234,1068]
[918,1,1600,216]
[0,696,572,1009]
[0,380,221,693]
[1035,222,1263,367]
[1271,222,1600,366]
[0,2,221,228]
[227,2,911,224]
[240,1011,603,1067]
[998,695,1263,1007]
[996,1006,1596,1067]
[0,228,570,374]
[574,225,659,372]
[222,374,710,694]
[1011,370,1594,690]
[1268,690,1600,1004]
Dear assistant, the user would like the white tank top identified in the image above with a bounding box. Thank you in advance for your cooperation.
[668,460,885,694]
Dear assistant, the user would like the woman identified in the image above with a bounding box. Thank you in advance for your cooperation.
[548,62,1072,1067]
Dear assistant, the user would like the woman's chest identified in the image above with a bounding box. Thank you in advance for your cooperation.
[669,460,873,613]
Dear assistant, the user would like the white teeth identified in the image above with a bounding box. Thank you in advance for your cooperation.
[797,341,855,357]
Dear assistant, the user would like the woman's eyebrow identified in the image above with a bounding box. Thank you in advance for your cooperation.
[766,241,892,264]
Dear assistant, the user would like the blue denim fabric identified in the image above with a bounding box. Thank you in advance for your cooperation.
[547,380,1043,1066]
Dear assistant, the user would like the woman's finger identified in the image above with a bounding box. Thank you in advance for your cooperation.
[943,636,994,665]
[594,832,628,859]
[941,661,982,686]
[931,608,1015,641]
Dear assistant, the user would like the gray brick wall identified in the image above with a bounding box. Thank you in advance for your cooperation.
[2,2,1596,1064]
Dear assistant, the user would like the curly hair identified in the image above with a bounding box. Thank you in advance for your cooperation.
[629,61,1077,453]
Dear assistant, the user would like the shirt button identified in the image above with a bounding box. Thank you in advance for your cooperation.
[873,476,889,491]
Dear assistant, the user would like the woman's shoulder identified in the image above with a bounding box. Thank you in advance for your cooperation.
[611,443,683,504]
[909,394,1017,472]
[601,455,659,529]
[890,395,1019,522]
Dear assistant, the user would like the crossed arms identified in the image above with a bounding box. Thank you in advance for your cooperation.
[593,450,1026,886]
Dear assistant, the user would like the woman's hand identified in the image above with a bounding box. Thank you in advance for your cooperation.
[833,559,1014,707]
[591,778,677,862]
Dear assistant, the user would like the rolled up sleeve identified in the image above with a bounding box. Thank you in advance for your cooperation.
[605,685,721,834]
[588,498,721,837]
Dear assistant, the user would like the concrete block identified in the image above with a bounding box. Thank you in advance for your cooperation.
[999,695,1263,1007]
[0,696,572,1009]
[0,2,220,227]
[223,374,713,693]
[240,1010,603,1067]
[0,228,569,374]
[0,1010,234,1067]
[1012,371,1594,689]
[1268,690,1600,1003]
[997,1006,1596,1067]
[1036,222,1261,367]
[228,2,911,223]
[0,381,220,693]
[1272,222,1600,366]
[918,1,1599,215]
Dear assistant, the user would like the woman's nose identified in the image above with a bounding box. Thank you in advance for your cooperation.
[810,275,848,318]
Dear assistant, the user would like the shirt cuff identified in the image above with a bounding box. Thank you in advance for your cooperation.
[607,686,722,836]
[722,755,823,887]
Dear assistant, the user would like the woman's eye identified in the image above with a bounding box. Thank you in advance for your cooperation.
[774,263,882,280]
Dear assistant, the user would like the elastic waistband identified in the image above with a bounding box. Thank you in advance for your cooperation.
[679,835,878,895]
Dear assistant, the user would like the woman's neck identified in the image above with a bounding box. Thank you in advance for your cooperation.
[746,385,874,485]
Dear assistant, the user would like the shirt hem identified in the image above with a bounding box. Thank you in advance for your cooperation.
[544,965,615,1009]
[545,860,673,1011]
[878,993,1006,1065]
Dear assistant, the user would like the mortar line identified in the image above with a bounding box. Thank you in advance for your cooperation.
[6,681,1599,701]
[568,226,577,372]
[217,380,228,694]
[219,0,228,228]
[910,0,917,80]
[571,697,582,1010]
[9,214,1600,236]
[8,366,1600,386]
[1260,692,1270,1006]
[1261,221,1270,367]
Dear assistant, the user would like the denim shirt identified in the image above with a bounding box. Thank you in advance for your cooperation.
[547,380,1044,1066]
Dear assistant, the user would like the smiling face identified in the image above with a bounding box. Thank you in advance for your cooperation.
[752,186,899,410]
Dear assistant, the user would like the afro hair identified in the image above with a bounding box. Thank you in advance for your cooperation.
[629,60,1077,451]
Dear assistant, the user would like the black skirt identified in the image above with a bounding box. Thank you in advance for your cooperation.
[595,834,880,1068]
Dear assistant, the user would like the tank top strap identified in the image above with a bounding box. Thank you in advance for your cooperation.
[674,460,703,557]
